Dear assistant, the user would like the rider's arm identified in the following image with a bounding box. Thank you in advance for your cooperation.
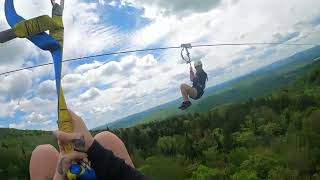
[190,67,195,81]
[60,0,64,9]
[87,140,149,180]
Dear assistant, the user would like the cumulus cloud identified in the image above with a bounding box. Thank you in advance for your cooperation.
[38,80,56,99]
[19,97,56,115]
[60,54,158,93]
[0,100,18,118]
[272,31,300,43]
[311,15,320,27]
[0,70,32,99]
[62,0,123,59]
[121,0,222,18]
[75,61,103,74]
[91,106,114,114]
[80,87,101,102]
[136,54,157,68]
[25,112,50,124]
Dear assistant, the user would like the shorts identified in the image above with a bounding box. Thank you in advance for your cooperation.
[190,86,204,100]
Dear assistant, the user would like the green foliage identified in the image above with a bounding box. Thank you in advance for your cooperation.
[0,129,56,179]
[268,166,299,180]
[7,164,19,178]
[203,147,225,168]
[131,149,146,168]
[240,154,279,179]
[231,170,259,180]
[139,156,189,180]
[190,165,224,180]
[157,136,184,156]
[228,147,249,167]
[233,129,257,147]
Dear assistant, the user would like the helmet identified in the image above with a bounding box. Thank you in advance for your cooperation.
[194,60,202,67]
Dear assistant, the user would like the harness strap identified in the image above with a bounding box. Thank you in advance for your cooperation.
[181,43,192,64]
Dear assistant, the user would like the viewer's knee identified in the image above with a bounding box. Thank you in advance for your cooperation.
[32,144,57,157]
[30,144,58,180]
[94,131,117,140]
[94,131,134,167]
[94,131,125,149]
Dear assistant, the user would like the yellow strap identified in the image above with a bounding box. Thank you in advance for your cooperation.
[58,86,74,153]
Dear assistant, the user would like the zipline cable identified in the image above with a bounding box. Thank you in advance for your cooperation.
[1,42,319,76]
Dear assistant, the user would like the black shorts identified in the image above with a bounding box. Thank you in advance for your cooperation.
[190,86,204,100]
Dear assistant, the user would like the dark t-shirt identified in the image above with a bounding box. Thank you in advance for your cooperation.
[87,140,149,180]
[192,70,208,94]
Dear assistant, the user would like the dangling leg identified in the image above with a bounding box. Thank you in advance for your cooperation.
[179,84,197,110]
[0,29,17,43]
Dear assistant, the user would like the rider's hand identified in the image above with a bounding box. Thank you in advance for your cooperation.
[54,110,95,153]
[53,150,87,180]
[53,130,88,180]
[53,110,94,180]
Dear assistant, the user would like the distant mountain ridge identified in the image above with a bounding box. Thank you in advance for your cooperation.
[94,46,320,130]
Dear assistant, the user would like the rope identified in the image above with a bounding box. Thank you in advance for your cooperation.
[1,42,319,76]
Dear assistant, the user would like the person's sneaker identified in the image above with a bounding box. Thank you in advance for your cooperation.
[178,102,184,109]
[179,101,192,110]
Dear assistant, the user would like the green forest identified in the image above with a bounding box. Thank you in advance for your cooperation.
[1,59,320,179]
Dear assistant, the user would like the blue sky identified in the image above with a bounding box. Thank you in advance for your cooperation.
[0,0,320,130]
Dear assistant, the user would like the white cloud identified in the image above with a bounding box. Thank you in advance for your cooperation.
[9,116,55,130]
[19,97,56,115]
[136,54,157,68]
[0,70,33,99]
[25,112,49,124]
[0,100,18,118]
[63,0,122,59]
[9,123,17,129]
[80,87,101,102]
[60,54,159,94]
[121,0,222,18]
[38,80,56,99]
[75,61,103,74]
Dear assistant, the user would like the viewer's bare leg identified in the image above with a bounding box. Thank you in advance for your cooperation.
[30,131,134,180]
[29,144,59,180]
[94,131,134,167]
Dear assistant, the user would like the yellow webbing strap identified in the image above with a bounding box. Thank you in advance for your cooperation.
[58,86,74,153]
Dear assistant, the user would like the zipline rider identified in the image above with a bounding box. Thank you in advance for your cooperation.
[179,60,208,110]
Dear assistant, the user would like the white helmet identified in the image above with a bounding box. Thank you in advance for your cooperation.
[194,60,202,67]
